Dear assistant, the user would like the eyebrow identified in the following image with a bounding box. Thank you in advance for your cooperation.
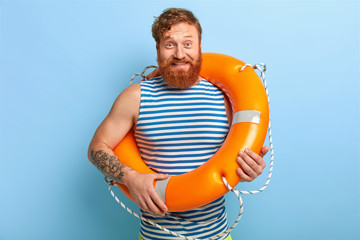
[163,34,194,40]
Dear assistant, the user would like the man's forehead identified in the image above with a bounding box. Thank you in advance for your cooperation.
[162,22,198,40]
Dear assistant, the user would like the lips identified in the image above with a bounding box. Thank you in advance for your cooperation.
[171,61,191,69]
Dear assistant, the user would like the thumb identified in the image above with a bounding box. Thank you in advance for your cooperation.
[259,146,269,158]
[154,173,170,181]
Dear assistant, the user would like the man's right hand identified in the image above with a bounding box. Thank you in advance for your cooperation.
[123,171,170,216]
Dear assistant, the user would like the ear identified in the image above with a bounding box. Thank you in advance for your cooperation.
[156,44,159,51]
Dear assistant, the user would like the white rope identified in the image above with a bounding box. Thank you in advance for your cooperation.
[108,177,243,240]
[129,65,157,86]
[239,63,274,195]
[107,63,274,239]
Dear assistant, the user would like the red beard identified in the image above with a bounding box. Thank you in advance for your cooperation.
[158,52,202,89]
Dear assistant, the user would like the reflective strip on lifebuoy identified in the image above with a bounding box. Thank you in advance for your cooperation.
[113,53,269,212]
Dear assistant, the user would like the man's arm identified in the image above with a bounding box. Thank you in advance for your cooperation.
[88,84,139,183]
[88,84,168,216]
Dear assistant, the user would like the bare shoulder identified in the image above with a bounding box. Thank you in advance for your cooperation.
[89,83,141,150]
[115,83,140,104]
[103,83,141,135]
[110,83,140,118]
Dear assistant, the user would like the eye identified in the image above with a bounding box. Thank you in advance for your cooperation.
[185,42,192,48]
[165,42,174,48]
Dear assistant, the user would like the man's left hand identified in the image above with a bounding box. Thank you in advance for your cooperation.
[236,146,269,182]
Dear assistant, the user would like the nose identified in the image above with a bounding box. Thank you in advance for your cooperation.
[174,46,185,59]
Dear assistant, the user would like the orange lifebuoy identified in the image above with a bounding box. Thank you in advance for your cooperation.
[113,53,269,212]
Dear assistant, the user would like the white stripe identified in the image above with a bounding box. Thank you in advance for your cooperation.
[142,88,225,96]
[137,143,222,151]
[136,127,228,135]
[135,133,226,141]
[137,116,228,125]
[135,137,225,145]
[138,121,229,130]
[140,110,225,118]
[141,105,225,111]
[141,99,225,105]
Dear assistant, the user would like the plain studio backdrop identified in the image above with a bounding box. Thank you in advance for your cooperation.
[0,0,359,239]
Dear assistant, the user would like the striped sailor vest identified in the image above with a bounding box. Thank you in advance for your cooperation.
[134,77,230,240]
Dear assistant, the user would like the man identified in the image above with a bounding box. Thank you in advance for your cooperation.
[88,8,268,240]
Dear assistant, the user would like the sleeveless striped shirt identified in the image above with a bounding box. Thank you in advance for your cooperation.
[134,77,230,240]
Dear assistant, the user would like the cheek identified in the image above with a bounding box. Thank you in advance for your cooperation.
[187,46,201,59]
[188,51,199,60]
[158,48,173,62]
[158,54,168,64]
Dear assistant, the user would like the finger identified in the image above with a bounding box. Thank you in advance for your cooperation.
[136,189,165,216]
[145,196,166,216]
[148,174,169,214]
[136,197,150,213]
[236,167,252,182]
[240,150,264,176]
[237,153,257,179]
[151,192,168,215]
[259,146,269,158]
[244,149,266,168]
[154,174,170,180]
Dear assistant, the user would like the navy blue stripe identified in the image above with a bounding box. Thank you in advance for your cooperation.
[136,124,227,133]
[154,170,190,175]
[142,91,223,96]
[137,146,218,153]
[141,197,225,223]
[173,198,225,215]
[143,158,206,164]
[141,97,224,104]
[135,135,226,143]
[137,141,224,148]
[147,164,203,170]
[142,78,218,89]
[140,107,226,115]
[137,118,228,127]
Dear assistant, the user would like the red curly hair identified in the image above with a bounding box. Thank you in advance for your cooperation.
[152,8,202,45]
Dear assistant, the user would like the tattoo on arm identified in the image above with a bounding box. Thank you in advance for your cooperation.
[90,149,127,184]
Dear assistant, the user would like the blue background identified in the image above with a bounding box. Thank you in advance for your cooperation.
[1,0,359,239]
